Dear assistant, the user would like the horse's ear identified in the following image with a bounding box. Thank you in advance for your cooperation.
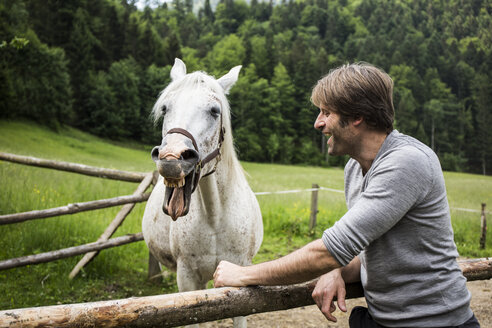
[171,58,186,81]
[217,65,242,94]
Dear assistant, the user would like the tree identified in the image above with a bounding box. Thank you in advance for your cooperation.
[389,64,422,136]
[106,57,142,139]
[229,64,270,162]
[163,32,182,66]
[67,7,97,122]
[205,34,245,76]
[139,64,172,145]
[0,30,73,127]
[472,73,492,175]
[81,71,122,137]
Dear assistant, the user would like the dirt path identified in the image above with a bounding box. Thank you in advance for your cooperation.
[202,279,492,327]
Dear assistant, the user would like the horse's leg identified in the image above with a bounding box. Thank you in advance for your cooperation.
[232,259,249,328]
[233,316,247,328]
[176,260,207,328]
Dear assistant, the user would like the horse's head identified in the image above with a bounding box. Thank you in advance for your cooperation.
[151,58,241,221]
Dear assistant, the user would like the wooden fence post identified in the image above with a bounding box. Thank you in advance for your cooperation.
[480,203,487,249]
[309,183,319,233]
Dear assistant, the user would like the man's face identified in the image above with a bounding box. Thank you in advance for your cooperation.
[314,107,355,156]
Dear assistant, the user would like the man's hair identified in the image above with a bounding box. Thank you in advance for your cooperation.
[311,62,395,133]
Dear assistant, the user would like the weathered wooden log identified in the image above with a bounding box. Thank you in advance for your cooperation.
[69,173,155,279]
[0,193,150,225]
[0,259,490,328]
[0,152,148,182]
[459,257,492,281]
[0,281,361,328]
[0,233,143,271]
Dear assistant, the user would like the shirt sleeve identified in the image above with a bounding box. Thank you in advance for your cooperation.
[323,147,434,266]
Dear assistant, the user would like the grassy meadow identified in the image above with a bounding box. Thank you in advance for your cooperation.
[1,120,491,310]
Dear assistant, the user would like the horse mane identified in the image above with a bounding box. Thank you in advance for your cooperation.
[151,71,247,184]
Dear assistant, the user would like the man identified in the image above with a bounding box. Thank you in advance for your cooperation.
[213,63,479,327]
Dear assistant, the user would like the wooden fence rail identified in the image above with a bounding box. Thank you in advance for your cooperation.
[0,152,148,182]
[0,193,151,225]
[0,233,144,271]
[69,172,155,279]
[1,258,490,328]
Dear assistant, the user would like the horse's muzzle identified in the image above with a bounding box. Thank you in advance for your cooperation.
[151,147,199,179]
[151,146,199,220]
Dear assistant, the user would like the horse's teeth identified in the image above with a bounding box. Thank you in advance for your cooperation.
[164,177,185,188]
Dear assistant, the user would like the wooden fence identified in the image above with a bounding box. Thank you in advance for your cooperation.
[1,258,490,328]
[0,152,159,279]
[1,152,491,327]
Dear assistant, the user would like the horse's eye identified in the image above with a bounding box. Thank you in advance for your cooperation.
[210,106,220,117]
[161,105,167,114]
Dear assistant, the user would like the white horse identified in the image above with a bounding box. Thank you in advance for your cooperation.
[142,59,263,327]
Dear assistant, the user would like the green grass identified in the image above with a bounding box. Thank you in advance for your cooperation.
[1,120,491,310]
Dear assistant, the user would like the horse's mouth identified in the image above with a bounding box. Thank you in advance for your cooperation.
[162,172,194,221]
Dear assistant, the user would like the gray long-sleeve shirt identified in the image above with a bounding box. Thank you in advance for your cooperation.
[322,130,472,327]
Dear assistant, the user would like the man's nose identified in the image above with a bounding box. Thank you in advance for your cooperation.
[314,113,325,130]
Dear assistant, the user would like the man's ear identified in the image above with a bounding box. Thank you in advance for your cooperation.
[352,117,363,127]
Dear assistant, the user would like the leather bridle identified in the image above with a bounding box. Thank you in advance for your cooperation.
[165,116,225,193]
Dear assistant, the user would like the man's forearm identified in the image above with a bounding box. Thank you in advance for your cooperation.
[340,256,361,283]
[236,239,341,286]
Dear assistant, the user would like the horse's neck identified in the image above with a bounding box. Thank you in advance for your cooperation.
[194,159,238,221]
[192,160,245,223]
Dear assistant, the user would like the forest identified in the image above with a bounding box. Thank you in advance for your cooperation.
[0,0,491,174]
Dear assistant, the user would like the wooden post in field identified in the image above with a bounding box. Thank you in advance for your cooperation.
[309,183,319,233]
[480,203,487,249]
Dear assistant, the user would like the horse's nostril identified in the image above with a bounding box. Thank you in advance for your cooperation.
[181,149,199,162]
[151,146,160,162]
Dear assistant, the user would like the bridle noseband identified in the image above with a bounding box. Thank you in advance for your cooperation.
[165,117,225,193]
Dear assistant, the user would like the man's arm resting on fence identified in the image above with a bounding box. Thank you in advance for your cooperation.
[213,239,341,287]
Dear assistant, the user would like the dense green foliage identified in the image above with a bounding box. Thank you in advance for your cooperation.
[1,0,491,173]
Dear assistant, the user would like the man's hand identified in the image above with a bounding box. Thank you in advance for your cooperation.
[312,268,347,322]
[213,260,248,287]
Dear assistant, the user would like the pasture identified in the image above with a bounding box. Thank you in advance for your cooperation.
[1,120,491,311]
